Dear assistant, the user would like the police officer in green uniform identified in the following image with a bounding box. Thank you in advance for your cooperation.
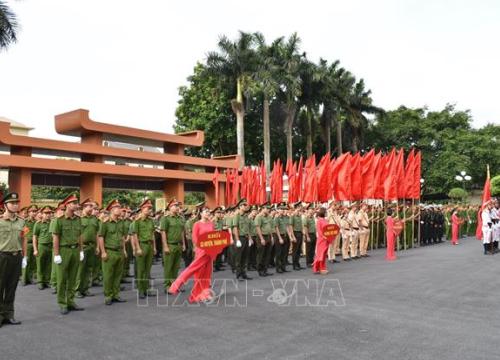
[98,199,127,305]
[75,198,99,298]
[232,199,253,281]
[254,205,274,277]
[21,205,38,286]
[160,199,186,292]
[53,194,85,315]
[303,205,316,267]
[122,207,134,280]
[274,205,292,273]
[49,203,65,293]
[0,192,25,326]
[33,206,54,290]
[131,199,156,299]
[291,204,305,270]
[247,206,258,271]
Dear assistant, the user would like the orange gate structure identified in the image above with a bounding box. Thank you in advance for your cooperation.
[0,109,238,207]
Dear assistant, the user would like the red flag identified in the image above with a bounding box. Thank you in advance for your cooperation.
[374,153,386,199]
[317,153,331,202]
[476,167,491,240]
[351,153,362,200]
[404,149,415,199]
[396,149,406,199]
[383,149,398,201]
[411,151,422,199]
[296,156,304,201]
[361,149,375,199]
[303,155,318,202]
[259,162,267,205]
[212,168,220,206]
[335,153,352,201]
[328,157,336,199]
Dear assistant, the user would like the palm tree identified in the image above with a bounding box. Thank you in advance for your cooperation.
[206,31,257,167]
[274,33,303,161]
[0,1,18,50]
[344,78,384,152]
[253,33,282,175]
[317,59,347,154]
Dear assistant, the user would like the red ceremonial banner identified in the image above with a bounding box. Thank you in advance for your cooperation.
[197,230,231,257]
[323,224,340,242]
[393,220,404,237]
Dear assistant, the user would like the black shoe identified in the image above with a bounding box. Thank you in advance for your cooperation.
[258,271,266,277]
[105,299,113,305]
[68,304,84,311]
[112,297,127,303]
[83,291,95,297]
[293,266,301,270]
[214,268,221,272]
[3,318,21,325]
[146,290,157,297]
[60,308,69,315]
[121,279,132,284]
[120,286,126,291]
[38,284,46,290]
[276,269,284,274]
[343,258,351,261]
[139,293,146,299]
[51,288,57,294]
[264,271,274,276]
[76,292,85,298]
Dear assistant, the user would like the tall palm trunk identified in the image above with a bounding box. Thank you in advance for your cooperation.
[263,96,271,176]
[336,118,343,155]
[231,77,245,168]
[284,103,296,161]
[325,118,331,153]
[306,108,313,157]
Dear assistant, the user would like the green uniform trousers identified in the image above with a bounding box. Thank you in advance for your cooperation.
[21,243,36,284]
[74,245,95,294]
[36,244,52,286]
[123,241,134,278]
[102,249,124,301]
[135,243,153,294]
[50,249,57,288]
[234,237,250,275]
[163,243,182,288]
[256,234,272,272]
[56,247,79,309]
[0,252,22,321]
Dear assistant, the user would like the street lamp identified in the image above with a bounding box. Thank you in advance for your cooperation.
[455,171,472,193]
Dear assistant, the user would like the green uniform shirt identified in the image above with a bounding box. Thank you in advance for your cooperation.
[304,216,316,234]
[248,218,257,237]
[25,219,36,244]
[33,220,52,245]
[53,216,82,246]
[49,217,59,234]
[276,216,289,235]
[98,218,124,249]
[255,214,273,235]
[292,215,302,232]
[214,218,225,231]
[185,218,195,240]
[131,217,155,243]
[160,215,185,244]
[232,212,250,237]
[0,216,25,252]
[81,215,99,245]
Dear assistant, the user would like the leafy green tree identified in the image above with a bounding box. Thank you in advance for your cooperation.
[491,175,500,197]
[0,1,17,50]
[448,187,468,202]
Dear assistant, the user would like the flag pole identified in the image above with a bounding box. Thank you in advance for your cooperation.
[370,204,375,251]
[403,200,407,251]
[411,198,415,248]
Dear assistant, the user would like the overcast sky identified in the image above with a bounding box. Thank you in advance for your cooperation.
[0,0,499,140]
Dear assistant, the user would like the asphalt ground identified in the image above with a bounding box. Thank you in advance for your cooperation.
[1,236,499,360]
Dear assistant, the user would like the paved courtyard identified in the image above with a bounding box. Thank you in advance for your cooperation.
[1,237,499,360]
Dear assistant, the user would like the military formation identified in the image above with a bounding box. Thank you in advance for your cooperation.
[0,191,482,326]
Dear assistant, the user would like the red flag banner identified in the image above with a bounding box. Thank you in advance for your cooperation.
[197,230,231,257]
[476,167,491,240]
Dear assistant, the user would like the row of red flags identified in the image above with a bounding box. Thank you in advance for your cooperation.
[212,148,422,206]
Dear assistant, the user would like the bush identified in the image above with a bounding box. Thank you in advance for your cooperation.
[448,187,468,201]
[491,175,500,197]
